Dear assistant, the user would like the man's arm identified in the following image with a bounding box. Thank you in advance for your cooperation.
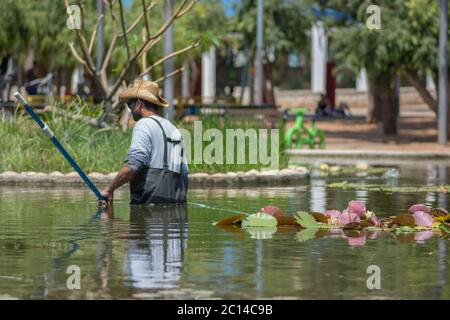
[101,164,136,202]
[101,119,152,203]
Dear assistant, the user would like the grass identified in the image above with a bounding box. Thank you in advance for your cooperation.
[0,101,288,174]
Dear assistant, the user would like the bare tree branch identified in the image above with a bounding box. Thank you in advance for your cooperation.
[139,40,199,77]
[146,0,188,42]
[65,0,105,97]
[142,0,150,40]
[88,14,105,54]
[69,43,88,67]
[118,1,155,38]
[155,67,185,84]
[101,0,118,75]
[177,0,198,18]
[118,0,130,60]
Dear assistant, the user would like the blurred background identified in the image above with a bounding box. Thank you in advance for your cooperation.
[0,0,449,151]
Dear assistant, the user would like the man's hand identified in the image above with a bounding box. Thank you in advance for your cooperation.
[101,187,114,203]
[100,164,136,207]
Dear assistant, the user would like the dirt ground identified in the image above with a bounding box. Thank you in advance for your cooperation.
[287,103,450,152]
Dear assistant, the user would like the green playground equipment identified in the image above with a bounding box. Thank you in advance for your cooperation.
[285,108,326,149]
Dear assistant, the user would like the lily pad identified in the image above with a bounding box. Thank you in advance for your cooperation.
[311,212,329,223]
[213,214,245,226]
[241,212,278,228]
[439,222,450,234]
[395,226,416,233]
[393,214,416,227]
[294,211,318,229]
[275,216,298,226]
[343,222,362,230]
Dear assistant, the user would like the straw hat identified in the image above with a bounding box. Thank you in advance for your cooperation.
[119,79,169,108]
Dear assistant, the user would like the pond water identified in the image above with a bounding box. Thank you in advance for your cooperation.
[0,162,448,299]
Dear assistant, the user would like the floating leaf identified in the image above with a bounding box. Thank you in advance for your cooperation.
[275,216,298,226]
[360,220,372,228]
[430,208,450,222]
[434,214,450,222]
[343,222,362,230]
[311,212,328,223]
[213,214,245,226]
[393,214,416,227]
[430,207,449,217]
[365,226,384,232]
[432,222,441,230]
[241,212,278,228]
[395,226,416,233]
[439,222,450,234]
[294,211,318,229]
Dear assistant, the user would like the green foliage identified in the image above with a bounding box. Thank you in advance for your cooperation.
[327,181,450,193]
[324,0,447,83]
[0,0,74,67]
[177,115,288,173]
[0,101,131,173]
[1,0,227,77]
[0,102,286,174]
[233,0,312,53]
[294,211,318,229]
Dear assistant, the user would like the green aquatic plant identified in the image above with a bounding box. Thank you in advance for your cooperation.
[327,181,450,193]
[241,212,278,228]
[214,202,450,246]
[294,211,318,229]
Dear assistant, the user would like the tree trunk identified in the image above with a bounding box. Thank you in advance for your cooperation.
[367,79,382,123]
[380,84,398,135]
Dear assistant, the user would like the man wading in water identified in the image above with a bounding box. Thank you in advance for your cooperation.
[101,80,188,205]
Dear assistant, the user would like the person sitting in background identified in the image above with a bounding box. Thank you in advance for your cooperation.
[315,94,332,117]
[335,101,351,117]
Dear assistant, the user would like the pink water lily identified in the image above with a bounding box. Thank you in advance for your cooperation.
[323,210,341,218]
[408,204,430,214]
[368,215,380,227]
[337,211,361,226]
[347,200,366,218]
[412,211,434,227]
[260,205,284,218]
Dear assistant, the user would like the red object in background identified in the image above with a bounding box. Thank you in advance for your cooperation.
[326,62,336,107]
[193,60,202,100]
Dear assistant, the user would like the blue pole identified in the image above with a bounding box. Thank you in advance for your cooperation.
[14,92,107,203]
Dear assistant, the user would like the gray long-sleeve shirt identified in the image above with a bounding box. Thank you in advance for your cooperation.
[124,116,188,174]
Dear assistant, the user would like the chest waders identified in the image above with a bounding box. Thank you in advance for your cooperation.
[130,117,188,205]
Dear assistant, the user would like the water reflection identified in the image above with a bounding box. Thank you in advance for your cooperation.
[1,161,450,299]
[124,204,188,290]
